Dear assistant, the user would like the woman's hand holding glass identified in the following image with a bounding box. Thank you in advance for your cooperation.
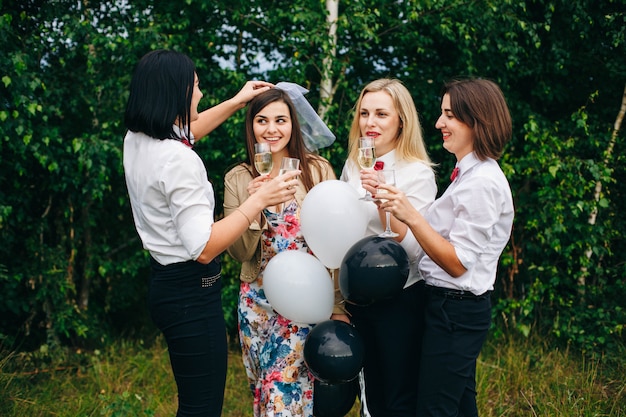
[359,168,380,201]
[276,157,300,222]
[375,182,416,227]
[250,170,299,206]
[376,170,399,238]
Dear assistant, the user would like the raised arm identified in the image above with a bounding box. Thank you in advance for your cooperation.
[197,170,298,264]
[377,183,467,278]
[191,81,274,140]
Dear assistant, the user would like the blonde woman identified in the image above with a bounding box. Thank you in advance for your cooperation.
[339,78,437,416]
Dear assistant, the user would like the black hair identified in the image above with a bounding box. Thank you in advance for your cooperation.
[124,49,195,140]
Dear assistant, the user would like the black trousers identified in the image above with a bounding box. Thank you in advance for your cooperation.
[347,281,426,417]
[149,257,226,417]
[416,286,492,417]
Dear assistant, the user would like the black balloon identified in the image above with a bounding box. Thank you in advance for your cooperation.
[313,378,359,417]
[304,320,364,383]
[339,236,410,306]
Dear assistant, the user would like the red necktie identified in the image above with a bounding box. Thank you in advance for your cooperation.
[450,167,459,181]
[374,161,384,171]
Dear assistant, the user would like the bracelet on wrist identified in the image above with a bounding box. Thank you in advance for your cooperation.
[235,208,252,226]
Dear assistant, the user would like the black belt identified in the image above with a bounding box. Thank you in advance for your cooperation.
[426,285,491,301]
[150,256,221,288]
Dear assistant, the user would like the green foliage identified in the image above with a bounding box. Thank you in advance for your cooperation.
[0,0,625,359]
[495,99,626,353]
[0,0,148,347]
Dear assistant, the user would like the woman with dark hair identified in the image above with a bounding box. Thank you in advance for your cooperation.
[378,78,514,416]
[123,49,300,417]
[223,85,336,416]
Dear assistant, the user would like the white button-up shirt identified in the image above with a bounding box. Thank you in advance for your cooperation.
[420,152,514,295]
[123,130,214,265]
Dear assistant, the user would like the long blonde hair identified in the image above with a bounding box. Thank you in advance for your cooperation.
[347,78,433,167]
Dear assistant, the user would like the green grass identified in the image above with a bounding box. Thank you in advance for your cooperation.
[1,334,624,416]
[0,337,359,417]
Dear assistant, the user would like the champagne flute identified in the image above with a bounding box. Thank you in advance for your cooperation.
[277,157,300,223]
[254,142,273,175]
[357,137,376,201]
[377,169,399,238]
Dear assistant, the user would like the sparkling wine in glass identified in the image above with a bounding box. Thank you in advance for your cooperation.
[254,142,273,175]
[358,137,376,201]
[277,157,300,223]
[377,169,399,238]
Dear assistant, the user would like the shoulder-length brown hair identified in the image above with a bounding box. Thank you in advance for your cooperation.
[442,78,512,160]
[244,88,329,192]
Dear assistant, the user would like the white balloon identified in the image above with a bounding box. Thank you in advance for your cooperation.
[263,250,334,324]
[301,180,368,269]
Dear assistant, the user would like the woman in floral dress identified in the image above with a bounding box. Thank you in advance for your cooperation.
[224,85,338,416]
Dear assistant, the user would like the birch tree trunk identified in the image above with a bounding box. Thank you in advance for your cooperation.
[318,0,338,120]
[578,83,626,289]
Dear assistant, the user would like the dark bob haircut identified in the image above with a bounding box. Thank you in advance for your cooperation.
[442,78,512,160]
[124,49,195,140]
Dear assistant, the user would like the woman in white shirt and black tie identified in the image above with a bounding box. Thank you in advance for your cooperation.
[377,78,514,417]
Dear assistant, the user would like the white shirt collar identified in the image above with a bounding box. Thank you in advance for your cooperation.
[172,124,194,145]
[376,149,397,168]
[455,151,480,180]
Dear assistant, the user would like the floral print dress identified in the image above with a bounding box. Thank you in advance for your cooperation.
[238,200,315,417]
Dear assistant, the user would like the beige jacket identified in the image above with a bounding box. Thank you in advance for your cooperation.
[224,157,347,315]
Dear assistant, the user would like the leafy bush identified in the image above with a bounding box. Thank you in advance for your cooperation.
[1,0,624,359]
